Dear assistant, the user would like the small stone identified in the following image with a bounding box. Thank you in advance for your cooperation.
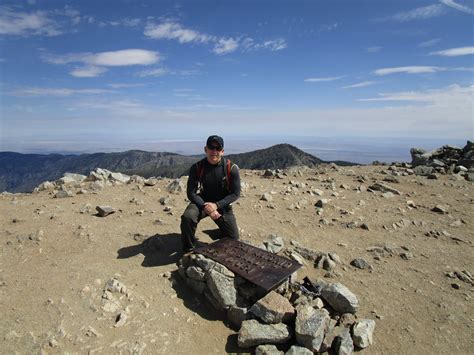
[315,199,328,208]
[350,258,372,270]
[227,306,250,328]
[338,313,356,328]
[432,205,448,214]
[261,193,273,202]
[451,283,460,289]
[96,206,116,217]
[54,190,73,198]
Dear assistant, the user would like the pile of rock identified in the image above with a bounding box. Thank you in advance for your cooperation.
[177,252,375,353]
[410,141,473,181]
[34,168,163,195]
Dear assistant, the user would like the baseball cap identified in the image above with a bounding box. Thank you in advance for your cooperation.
[206,135,224,149]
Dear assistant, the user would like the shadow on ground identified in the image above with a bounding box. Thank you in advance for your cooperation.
[116,232,182,267]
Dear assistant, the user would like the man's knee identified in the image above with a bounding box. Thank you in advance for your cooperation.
[181,204,200,224]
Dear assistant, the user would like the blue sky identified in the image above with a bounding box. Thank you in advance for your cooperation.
[0,0,473,157]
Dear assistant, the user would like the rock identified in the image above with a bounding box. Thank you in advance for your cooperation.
[382,192,394,198]
[54,190,73,198]
[350,258,372,270]
[186,266,206,281]
[315,199,328,208]
[96,205,116,217]
[338,313,356,328]
[144,178,159,186]
[255,344,284,355]
[264,169,276,177]
[35,181,55,191]
[105,278,128,294]
[285,345,313,355]
[114,309,129,327]
[227,306,250,328]
[110,172,130,183]
[63,173,87,183]
[167,179,185,194]
[294,305,330,352]
[159,196,170,205]
[250,291,295,324]
[334,327,354,355]
[321,282,359,314]
[186,278,206,294]
[261,193,273,202]
[238,320,291,348]
[413,165,434,176]
[352,319,375,348]
[264,235,284,254]
[432,205,448,214]
[206,270,237,309]
[369,182,401,195]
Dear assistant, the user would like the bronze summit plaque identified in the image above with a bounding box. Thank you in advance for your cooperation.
[195,238,302,291]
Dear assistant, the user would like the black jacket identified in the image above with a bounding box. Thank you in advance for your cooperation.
[186,158,240,211]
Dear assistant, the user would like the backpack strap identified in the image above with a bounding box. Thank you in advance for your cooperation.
[196,158,206,189]
[223,158,234,192]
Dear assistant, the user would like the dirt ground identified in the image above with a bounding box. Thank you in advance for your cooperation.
[1,164,473,354]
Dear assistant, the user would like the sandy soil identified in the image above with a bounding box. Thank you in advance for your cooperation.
[1,164,473,354]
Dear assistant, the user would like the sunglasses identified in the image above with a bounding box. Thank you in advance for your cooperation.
[207,145,223,151]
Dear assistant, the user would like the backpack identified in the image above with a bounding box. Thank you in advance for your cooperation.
[196,158,233,192]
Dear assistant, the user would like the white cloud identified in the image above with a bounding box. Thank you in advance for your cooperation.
[9,87,113,97]
[43,49,160,77]
[342,81,376,89]
[262,39,287,51]
[304,76,343,82]
[70,66,107,78]
[374,66,444,75]
[418,38,441,47]
[357,84,473,105]
[144,19,287,55]
[137,68,168,77]
[144,21,211,43]
[430,46,474,56]
[391,4,445,21]
[213,38,239,55]
[108,83,147,89]
[367,46,382,53]
[439,0,474,14]
[0,6,61,36]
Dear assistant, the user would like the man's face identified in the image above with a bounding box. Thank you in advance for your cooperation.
[205,143,224,164]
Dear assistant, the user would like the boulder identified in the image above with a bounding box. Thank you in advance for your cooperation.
[96,205,116,217]
[238,320,291,348]
[206,270,237,309]
[321,282,359,314]
[285,345,313,355]
[110,172,130,183]
[334,327,354,355]
[250,291,295,324]
[295,305,330,352]
[255,344,284,355]
[167,178,185,193]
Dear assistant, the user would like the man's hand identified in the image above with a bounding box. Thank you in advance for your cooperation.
[203,202,218,215]
[209,210,221,220]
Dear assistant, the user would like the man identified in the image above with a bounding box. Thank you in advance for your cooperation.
[180,135,240,253]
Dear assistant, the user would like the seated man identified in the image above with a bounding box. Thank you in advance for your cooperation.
[180,135,240,253]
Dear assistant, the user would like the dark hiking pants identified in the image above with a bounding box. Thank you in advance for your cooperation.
[180,203,239,251]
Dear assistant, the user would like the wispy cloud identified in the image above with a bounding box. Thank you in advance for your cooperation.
[108,83,147,89]
[374,66,444,75]
[43,49,160,77]
[439,0,474,14]
[342,81,376,89]
[391,4,445,21]
[367,46,382,53]
[304,76,343,83]
[144,19,287,55]
[99,18,142,27]
[358,84,473,104]
[213,38,239,55]
[137,68,168,77]
[0,6,61,36]
[144,21,211,43]
[70,66,107,78]
[430,46,474,56]
[9,87,113,97]
[418,38,441,47]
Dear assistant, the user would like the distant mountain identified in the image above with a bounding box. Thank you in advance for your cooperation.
[0,144,354,193]
[226,143,323,169]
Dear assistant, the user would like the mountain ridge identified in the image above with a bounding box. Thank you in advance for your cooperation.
[0,143,355,193]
